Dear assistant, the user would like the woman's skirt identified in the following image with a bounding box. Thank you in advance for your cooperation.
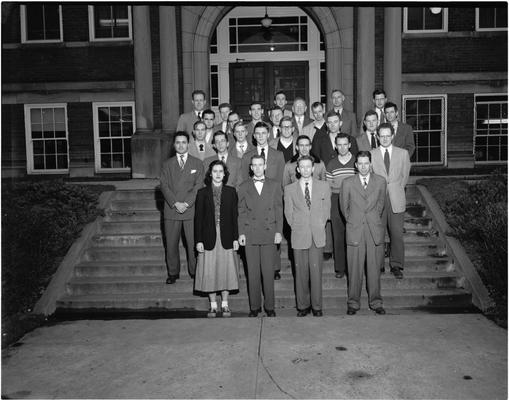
[194,225,239,293]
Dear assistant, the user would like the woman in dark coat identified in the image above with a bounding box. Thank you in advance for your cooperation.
[194,160,239,317]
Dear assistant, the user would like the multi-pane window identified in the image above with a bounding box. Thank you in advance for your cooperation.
[403,96,446,165]
[24,104,69,173]
[476,7,508,31]
[229,16,308,53]
[404,7,448,33]
[88,5,132,41]
[210,65,219,107]
[474,95,508,163]
[93,103,135,171]
[20,4,62,43]
[320,61,327,105]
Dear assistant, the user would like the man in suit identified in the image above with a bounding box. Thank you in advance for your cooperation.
[357,110,380,151]
[238,154,283,317]
[188,120,216,161]
[228,121,254,160]
[201,109,216,144]
[284,155,331,317]
[371,123,411,279]
[269,107,283,141]
[312,110,359,165]
[292,98,314,136]
[373,89,388,126]
[274,90,293,118]
[269,116,297,163]
[283,135,326,186]
[384,102,416,158]
[341,151,387,315]
[330,89,358,136]
[176,89,207,135]
[303,102,327,142]
[246,102,271,141]
[213,103,232,135]
[160,131,204,284]
[203,131,242,188]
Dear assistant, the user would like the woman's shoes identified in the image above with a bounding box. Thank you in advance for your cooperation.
[207,307,217,318]
[222,306,231,318]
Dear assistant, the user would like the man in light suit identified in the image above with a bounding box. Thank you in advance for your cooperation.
[160,131,204,284]
[341,151,386,315]
[176,89,207,135]
[357,110,380,151]
[284,155,331,317]
[203,130,242,188]
[188,120,216,161]
[292,98,314,136]
[384,102,416,158]
[228,121,254,159]
[371,123,411,279]
[330,89,358,136]
[238,154,283,317]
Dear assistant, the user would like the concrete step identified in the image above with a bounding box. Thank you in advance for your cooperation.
[66,271,463,296]
[74,255,455,278]
[56,288,473,312]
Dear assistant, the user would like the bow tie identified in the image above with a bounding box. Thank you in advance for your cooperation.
[253,178,265,183]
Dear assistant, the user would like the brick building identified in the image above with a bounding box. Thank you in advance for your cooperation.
[2,4,507,178]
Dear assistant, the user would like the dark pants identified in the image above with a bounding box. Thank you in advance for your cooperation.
[382,195,405,270]
[164,218,196,277]
[293,241,323,311]
[330,193,347,274]
[245,244,276,311]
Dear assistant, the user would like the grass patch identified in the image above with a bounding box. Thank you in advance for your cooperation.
[2,180,115,347]
[418,170,507,328]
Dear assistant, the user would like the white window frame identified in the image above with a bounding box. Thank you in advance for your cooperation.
[88,5,132,42]
[24,103,69,174]
[475,7,508,32]
[473,94,508,165]
[20,4,63,44]
[402,94,448,166]
[92,101,136,173]
[403,7,449,33]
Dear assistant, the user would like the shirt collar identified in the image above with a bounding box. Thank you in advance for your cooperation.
[360,173,370,184]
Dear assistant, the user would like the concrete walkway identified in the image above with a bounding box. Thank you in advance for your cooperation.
[2,314,506,399]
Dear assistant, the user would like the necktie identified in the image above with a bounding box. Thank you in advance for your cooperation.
[305,182,311,209]
[198,112,202,120]
[363,178,368,189]
[260,147,266,160]
[179,154,185,169]
[298,117,303,132]
[239,144,244,154]
[253,178,265,183]
[384,148,390,174]
[199,144,204,152]
[221,156,225,163]
[371,132,377,149]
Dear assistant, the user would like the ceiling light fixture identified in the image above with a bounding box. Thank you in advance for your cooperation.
[261,7,272,28]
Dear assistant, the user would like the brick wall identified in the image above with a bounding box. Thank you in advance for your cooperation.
[3,45,134,83]
[68,103,95,166]
[1,104,27,170]
[2,4,21,44]
[447,93,474,154]
[448,8,476,31]
[62,4,90,42]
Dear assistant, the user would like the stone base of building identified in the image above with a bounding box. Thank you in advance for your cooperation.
[131,130,174,179]
[447,152,475,169]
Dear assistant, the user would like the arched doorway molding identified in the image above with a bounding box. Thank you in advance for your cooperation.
[180,6,354,112]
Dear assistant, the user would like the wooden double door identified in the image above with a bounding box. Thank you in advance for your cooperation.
[229,61,309,121]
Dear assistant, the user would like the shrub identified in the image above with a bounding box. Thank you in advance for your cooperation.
[1,180,109,316]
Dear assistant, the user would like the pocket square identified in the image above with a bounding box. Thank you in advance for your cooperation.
[190,169,197,174]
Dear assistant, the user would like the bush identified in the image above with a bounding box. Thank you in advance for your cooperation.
[1,180,109,317]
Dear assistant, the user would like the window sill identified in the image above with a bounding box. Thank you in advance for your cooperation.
[402,30,507,39]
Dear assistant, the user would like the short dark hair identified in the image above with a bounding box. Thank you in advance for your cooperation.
[296,135,312,146]
[192,90,206,99]
[212,130,228,143]
[269,107,283,116]
[364,109,378,120]
[250,101,263,110]
[356,151,372,163]
[377,122,394,136]
[325,110,340,120]
[202,109,215,119]
[372,89,386,99]
[193,120,206,130]
[335,133,351,144]
[253,121,270,132]
[250,154,265,164]
[297,155,315,166]
[331,89,344,97]
[274,90,286,100]
[204,160,229,186]
[174,131,189,143]
[218,103,232,110]
[311,101,323,109]
[233,121,247,131]
[384,102,398,113]
[280,116,293,125]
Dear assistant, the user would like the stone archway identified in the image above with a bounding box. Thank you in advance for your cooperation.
[180,6,354,112]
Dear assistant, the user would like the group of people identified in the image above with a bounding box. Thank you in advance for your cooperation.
[161,88,412,317]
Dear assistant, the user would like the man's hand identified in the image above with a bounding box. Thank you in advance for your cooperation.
[274,232,282,244]
[174,202,188,213]
[196,242,204,253]
[233,240,239,251]
[238,235,246,246]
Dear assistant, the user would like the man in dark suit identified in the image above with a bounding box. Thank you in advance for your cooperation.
[373,89,388,126]
[201,109,216,144]
[246,102,271,141]
[228,121,254,159]
[357,110,380,151]
[160,131,204,284]
[268,107,283,141]
[225,111,241,143]
[284,155,331,317]
[384,102,416,158]
[274,90,293,118]
[291,98,314,136]
[330,89,358,136]
[269,116,297,163]
[188,120,216,161]
[312,110,359,165]
[371,123,411,279]
[341,151,386,315]
[203,131,242,188]
[238,154,283,317]
[303,102,327,142]
[176,89,207,135]
[213,103,232,135]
